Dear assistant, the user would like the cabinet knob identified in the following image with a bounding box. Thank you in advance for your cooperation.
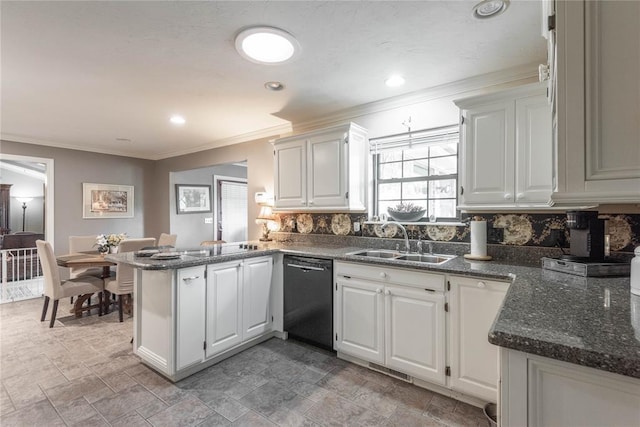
[516,193,524,200]
[385,289,391,295]
[477,281,486,289]
[376,288,382,294]
[308,200,314,205]
[379,272,387,278]
[504,193,512,200]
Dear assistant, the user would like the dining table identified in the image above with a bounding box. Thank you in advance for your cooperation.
[56,251,116,317]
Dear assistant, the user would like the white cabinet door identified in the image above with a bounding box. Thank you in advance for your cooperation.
[449,275,508,402]
[307,130,346,208]
[335,277,385,364]
[242,256,273,340]
[176,266,206,370]
[274,139,307,209]
[460,101,515,205]
[385,285,446,385]
[206,261,243,358]
[515,95,553,204]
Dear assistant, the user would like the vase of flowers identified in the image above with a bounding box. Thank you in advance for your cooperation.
[96,233,126,254]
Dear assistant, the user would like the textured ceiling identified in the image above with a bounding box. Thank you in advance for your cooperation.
[1,1,546,159]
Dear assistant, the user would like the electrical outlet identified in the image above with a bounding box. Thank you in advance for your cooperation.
[487,227,504,244]
[204,217,213,224]
[353,222,361,232]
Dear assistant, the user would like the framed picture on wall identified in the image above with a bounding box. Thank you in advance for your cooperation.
[175,184,212,214]
[82,183,134,219]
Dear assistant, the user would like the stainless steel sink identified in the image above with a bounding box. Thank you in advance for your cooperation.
[347,249,455,264]
[348,250,402,259]
[395,254,455,264]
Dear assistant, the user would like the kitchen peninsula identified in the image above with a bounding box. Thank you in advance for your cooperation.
[109,242,640,424]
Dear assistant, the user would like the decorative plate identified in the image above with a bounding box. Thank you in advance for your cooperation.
[426,225,456,241]
[331,214,352,235]
[608,215,632,251]
[296,214,313,234]
[493,214,533,245]
[373,223,398,238]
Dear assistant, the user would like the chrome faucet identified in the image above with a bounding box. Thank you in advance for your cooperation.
[381,221,410,253]
[416,237,433,255]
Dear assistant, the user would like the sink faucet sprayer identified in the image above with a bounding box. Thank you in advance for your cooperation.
[381,221,410,253]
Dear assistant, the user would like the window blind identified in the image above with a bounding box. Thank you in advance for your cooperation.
[369,124,459,153]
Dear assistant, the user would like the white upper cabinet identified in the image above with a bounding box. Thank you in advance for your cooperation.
[455,83,552,209]
[553,0,640,204]
[273,123,368,211]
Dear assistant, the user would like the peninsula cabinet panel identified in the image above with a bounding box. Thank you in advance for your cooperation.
[206,261,243,358]
[176,266,206,370]
[242,256,273,340]
[554,0,640,203]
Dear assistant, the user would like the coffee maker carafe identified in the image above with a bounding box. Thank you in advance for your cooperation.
[566,210,605,261]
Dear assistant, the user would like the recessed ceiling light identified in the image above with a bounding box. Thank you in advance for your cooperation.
[170,115,186,125]
[235,26,300,64]
[472,0,509,19]
[264,81,285,91]
[385,75,405,87]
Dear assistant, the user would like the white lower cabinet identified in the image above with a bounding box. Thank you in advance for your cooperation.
[134,256,274,381]
[206,261,243,358]
[334,262,510,403]
[335,261,446,385]
[177,266,206,370]
[501,349,640,427]
[449,275,509,402]
[242,256,273,340]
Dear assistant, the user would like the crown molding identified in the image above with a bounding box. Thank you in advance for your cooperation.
[291,62,540,134]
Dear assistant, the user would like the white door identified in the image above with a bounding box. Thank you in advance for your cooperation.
[449,276,509,401]
[206,262,243,358]
[217,179,247,242]
[176,266,206,370]
[385,285,446,385]
[335,277,384,364]
[515,94,553,204]
[461,101,515,204]
[274,139,307,209]
[307,130,346,208]
[242,256,273,340]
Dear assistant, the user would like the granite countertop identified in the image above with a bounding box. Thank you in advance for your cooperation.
[108,242,640,379]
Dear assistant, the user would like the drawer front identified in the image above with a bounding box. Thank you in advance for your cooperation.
[335,261,445,292]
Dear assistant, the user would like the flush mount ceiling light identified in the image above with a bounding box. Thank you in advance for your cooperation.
[264,81,285,91]
[170,115,186,125]
[235,26,300,64]
[385,75,405,87]
[472,0,509,19]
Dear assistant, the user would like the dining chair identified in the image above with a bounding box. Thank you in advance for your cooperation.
[158,233,177,247]
[68,235,103,279]
[200,240,226,246]
[36,240,104,328]
[103,237,156,322]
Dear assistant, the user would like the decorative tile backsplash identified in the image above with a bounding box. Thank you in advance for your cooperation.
[273,212,640,253]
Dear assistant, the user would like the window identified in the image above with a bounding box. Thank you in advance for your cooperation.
[372,125,459,221]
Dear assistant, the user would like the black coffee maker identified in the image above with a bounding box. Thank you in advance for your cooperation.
[565,210,605,261]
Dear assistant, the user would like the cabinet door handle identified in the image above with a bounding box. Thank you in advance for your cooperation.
[182,276,200,282]
[379,272,387,279]
[516,193,524,200]
[477,281,486,289]
[504,193,512,200]
[376,288,382,294]
[385,289,391,295]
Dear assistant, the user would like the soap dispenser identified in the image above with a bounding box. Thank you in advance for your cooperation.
[631,246,640,296]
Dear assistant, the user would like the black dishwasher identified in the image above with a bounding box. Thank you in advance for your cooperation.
[283,255,334,351]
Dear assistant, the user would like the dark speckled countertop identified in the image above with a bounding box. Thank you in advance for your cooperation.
[108,242,640,379]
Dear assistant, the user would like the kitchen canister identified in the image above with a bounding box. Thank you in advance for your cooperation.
[464,220,492,261]
[631,246,640,296]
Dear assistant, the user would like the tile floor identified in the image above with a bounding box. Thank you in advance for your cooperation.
[0,297,489,426]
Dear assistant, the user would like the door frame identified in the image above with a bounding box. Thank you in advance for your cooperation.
[212,175,247,241]
[0,153,55,246]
